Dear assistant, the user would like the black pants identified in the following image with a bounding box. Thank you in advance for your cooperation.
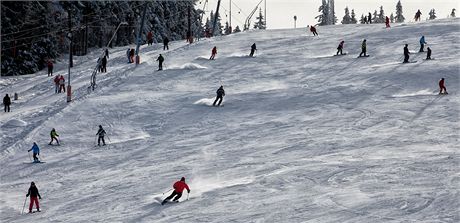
[359,49,366,57]
[249,49,255,57]
[4,105,10,112]
[102,65,107,73]
[404,54,409,63]
[158,62,163,70]
[48,67,53,76]
[33,153,38,161]
[419,44,424,52]
[98,136,105,145]
[213,96,223,106]
[164,44,169,50]
[164,191,182,202]
[336,48,343,55]
[50,136,59,145]
[148,40,153,46]
[312,31,318,36]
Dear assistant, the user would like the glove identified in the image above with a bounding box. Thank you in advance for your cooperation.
[39,196,42,199]
[26,194,29,197]
[187,189,191,193]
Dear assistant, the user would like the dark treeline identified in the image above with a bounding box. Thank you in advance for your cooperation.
[1,1,202,76]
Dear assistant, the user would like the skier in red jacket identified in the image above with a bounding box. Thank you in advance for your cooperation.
[162,177,190,205]
[26,181,41,213]
[385,16,390,28]
[439,78,448,95]
[210,46,217,60]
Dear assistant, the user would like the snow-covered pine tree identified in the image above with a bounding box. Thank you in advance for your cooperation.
[329,0,337,25]
[451,9,456,17]
[360,14,366,24]
[224,21,231,35]
[233,25,241,33]
[429,9,436,20]
[378,6,385,23]
[395,0,405,23]
[253,8,266,29]
[372,10,379,23]
[341,7,351,24]
[315,0,329,25]
[390,13,395,23]
[351,9,357,24]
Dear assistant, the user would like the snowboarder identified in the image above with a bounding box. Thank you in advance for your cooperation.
[163,37,169,50]
[403,44,410,63]
[426,47,432,60]
[59,75,65,93]
[126,48,131,63]
[28,142,40,162]
[3,94,11,112]
[359,39,367,57]
[54,75,60,93]
[419,35,427,52]
[385,16,390,28]
[415,10,422,21]
[336,41,345,55]
[101,56,107,73]
[310,25,318,36]
[249,43,257,57]
[129,49,135,63]
[49,128,60,145]
[213,85,225,107]
[96,125,106,146]
[147,31,153,46]
[368,12,372,24]
[47,60,53,77]
[26,182,41,213]
[156,54,164,71]
[439,78,448,94]
[210,46,217,60]
[161,177,190,205]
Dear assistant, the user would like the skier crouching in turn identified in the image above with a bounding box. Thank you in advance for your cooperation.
[96,125,106,146]
[213,86,225,107]
[26,182,41,213]
[162,177,190,205]
[28,142,40,162]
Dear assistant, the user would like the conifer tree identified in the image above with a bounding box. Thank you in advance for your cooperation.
[341,7,351,24]
[253,8,266,29]
[395,0,405,23]
[429,9,436,20]
[390,13,394,23]
[315,0,329,25]
[378,6,385,23]
[351,9,357,24]
[360,14,366,24]
[233,25,241,33]
[372,10,379,23]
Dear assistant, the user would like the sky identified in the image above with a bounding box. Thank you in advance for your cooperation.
[201,0,460,29]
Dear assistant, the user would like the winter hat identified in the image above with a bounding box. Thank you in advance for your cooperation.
[181,177,185,181]
[31,182,35,185]
[99,125,102,128]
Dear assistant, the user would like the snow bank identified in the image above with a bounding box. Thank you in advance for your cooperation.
[169,63,207,70]
[2,119,27,127]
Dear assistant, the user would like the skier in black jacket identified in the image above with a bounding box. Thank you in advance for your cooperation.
[163,37,169,50]
[26,182,41,213]
[101,56,107,73]
[426,47,432,60]
[213,86,225,107]
[403,44,410,63]
[3,94,11,112]
[96,125,106,146]
[249,43,257,57]
[157,54,165,71]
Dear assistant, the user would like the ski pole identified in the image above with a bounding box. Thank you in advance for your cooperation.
[186,192,189,200]
[162,188,172,195]
[21,196,27,214]
[106,135,111,143]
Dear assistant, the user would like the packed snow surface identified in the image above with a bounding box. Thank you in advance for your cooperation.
[1,19,459,223]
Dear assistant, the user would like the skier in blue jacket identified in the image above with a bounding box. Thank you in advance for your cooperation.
[419,36,427,52]
[28,142,40,162]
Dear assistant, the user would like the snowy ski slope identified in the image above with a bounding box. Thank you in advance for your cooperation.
[1,18,459,223]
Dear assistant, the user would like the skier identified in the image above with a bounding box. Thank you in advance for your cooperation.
[359,39,367,57]
[213,85,225,107]
[385,16,390,28]
[105,48,109,59]
[439,78,448,94]
[3,94,11,112]
[163,37,169,50]
[49,128,60,145]
[419,35,427,52]
[129,49,135,63]
[26,182,41,213]
[126,48,131,63]
[156,54,164,71]
[310,25,318,36]
[249,43,257,57]
[336,40,345,55]
[161,177,190,205]
[97,57,102,73]
[96,125,106,146]
[59,75,65,93]
[403,44,410,63]
[101,56,107,73]
[210,46,217,60]
[147,31,153,46]
[415,10,422,21]
[54,75,60,93]
[368,12,372,24]
[47,60,53,77]
[28,142,40,162]
[426,47,432,60]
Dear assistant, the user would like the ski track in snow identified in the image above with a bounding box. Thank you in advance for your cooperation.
[1,18,459,223]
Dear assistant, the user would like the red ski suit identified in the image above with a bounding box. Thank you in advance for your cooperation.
[173,181,190,193]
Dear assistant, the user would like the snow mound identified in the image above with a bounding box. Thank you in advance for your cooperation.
[2,119,27,127]
[392,89,438,97]
[170,63,207,70]
[193,98,216,106]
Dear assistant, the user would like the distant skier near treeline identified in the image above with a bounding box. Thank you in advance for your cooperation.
[129,49,135,63]
[54,75,60,93]
[336,41,345,55]
[26,182,41,213]
[439,78,448,95]
[403,44,410,63]
[368,12,372,24]
[426,47,432,60]
[96,125,106,146]
[163,37,169,50]
[162,177,190,205]
[147,31,153,46]
[213,85,225,107]
[419,36,427,52]
[156,54,164,71]
[249,43,257,57]
[310,25,318,36]
[47,60,53,77]
[49,128,60,145]
[385,16,390,28]
[210,46,217,60]
[3,94,11,112]
[101,56,107,73]
[59,75,66,93]
[359,39,367,57]
[28,142,40,162]
[415,10,422,21]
